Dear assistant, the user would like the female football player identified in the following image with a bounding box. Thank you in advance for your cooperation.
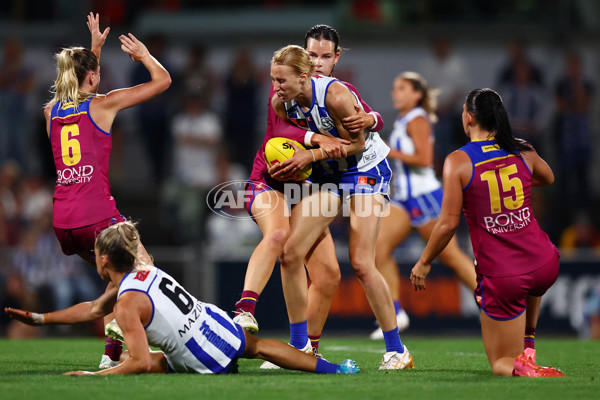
[5,222,358,376]
[44,12,170,368]
[410,88,563,377]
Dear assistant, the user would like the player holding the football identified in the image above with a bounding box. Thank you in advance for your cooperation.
[234,25,383,359]
[268,45,413,370]
[410,88,563,377]
[5,222,359,376]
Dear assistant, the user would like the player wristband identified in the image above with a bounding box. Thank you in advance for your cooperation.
[311,149,316,162]
[304,131,315,146]
[31,312,44,325]
[369,112,378,130]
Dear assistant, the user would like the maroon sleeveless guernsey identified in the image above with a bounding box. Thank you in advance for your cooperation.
[49,98,119,228]
[460,139,555,277]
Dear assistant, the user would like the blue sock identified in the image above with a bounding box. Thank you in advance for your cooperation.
[315,358,339,374]
[382,328,403,353]
[393,300,401,315]
[289,320,308,350]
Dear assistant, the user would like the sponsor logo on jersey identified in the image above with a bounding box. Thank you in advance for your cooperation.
[481,144,500,152]
[357,176,377,186]
[290,118,308,128]
[56,165,94,185]
[483,207,532,234]
[320,116,335,131]
[177,302,203,337]
[134,270,151,281]
[362,152,377,162]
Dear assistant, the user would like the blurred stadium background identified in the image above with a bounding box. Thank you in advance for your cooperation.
[1,0,599,340]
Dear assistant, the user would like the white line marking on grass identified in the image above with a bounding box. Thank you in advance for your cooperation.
[324,346,384,354]
[446,352,485,357]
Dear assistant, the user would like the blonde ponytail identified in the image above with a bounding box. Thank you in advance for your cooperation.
[46,47,98,110]
[96,221,144,272]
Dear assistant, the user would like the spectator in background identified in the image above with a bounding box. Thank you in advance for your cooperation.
[553,50,594,232]
[223,47,259,171]
[0,270,38,338]
[130,34,174,184]
[496,39,544,87]
[498,59,546,153]
[0,38,34,169]
[559,212,600,256]
[419,37,469,174]
[180,45,215,106]
[162,90,224,243]
[0,161,21,247]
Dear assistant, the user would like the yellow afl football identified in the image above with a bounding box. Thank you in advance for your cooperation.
[264,137,312,181]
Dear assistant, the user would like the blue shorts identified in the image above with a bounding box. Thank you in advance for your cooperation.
[308,159,392,200]
[391,188,443,227]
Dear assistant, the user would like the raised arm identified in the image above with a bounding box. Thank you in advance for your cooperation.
[90,33,171,131]
[87,12,110,62]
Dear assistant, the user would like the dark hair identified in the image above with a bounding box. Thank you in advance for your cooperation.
[304,24,341,53]
[465,88,532,154]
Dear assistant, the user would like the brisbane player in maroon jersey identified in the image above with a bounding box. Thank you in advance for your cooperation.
[410,88,563,377]
[43,13,171,369]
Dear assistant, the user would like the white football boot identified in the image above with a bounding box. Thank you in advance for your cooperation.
[233,311,259,334]
[378,345,414,370]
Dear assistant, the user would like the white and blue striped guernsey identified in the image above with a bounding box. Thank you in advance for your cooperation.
[117,266,245,374]
[283,75,389,175]
[388,107,441,201]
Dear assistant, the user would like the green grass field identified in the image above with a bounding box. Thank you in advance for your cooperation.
[0,336,598,400]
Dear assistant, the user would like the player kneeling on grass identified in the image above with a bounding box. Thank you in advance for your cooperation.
[5,221,358,376]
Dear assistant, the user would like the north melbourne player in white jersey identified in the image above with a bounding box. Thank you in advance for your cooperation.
[284,75,390,175]
[4,221,360,375]
[388,106,441,202]
[117,266,245,374]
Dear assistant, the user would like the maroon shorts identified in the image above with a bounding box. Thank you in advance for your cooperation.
[54,214,126,258]
[474,249,560,320]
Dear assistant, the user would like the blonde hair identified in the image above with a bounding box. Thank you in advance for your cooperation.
[271,45,314,77]
[396,71,439,123]
[95,221,142,272]
[46,47,98,110]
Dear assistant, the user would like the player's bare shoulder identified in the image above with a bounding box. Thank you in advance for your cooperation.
[271,93,287,120]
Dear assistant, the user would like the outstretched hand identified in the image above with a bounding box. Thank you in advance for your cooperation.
[64,370,95,376]
[119,33,150,62]
[87,12,110,54]
[4,307,44,326]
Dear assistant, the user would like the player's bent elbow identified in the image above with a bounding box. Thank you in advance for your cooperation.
[158,75,172,93]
